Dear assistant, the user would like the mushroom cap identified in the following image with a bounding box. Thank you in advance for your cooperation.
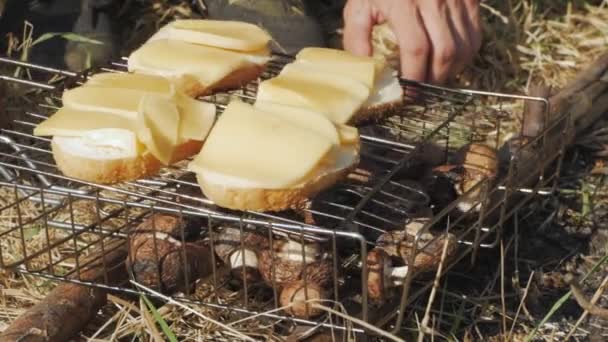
[432,162,491,200]
[132,214,185,238]
[213,225,269,264]
[258,240,332,289]
[376,230,458,273]
[366,248,391,302]
[128,232,184,293]
[280,280,328,319]
[459,143,498,176]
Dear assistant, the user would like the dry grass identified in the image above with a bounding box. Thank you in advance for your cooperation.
[0,0,607,341]
[465,0,608,92]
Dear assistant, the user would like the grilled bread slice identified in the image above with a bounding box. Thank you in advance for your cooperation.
[128,19,272,96]
[257,47,403,125]
[188,100,360,212]
[50,129,204,184]
[34,73,216,184]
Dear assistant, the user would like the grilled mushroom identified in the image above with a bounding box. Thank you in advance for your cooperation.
[127,214,212,294]
[367,227,458,303]
[214,225,269,282]
[431,143,498,213]
[258,239,333,319]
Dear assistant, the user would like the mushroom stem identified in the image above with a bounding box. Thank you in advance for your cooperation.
[229,248,258,270]
[278,240,320,263]
[389,265,409,286]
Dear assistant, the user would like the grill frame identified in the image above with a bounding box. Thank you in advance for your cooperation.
[0,55,570,336]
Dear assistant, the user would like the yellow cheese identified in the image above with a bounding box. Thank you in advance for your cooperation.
[161,20,272,52]
[295,47,384,88]
[256,63,370,124]
[253,101,340,145]
[135,95,180,165]
[34,107,135,137]
[61,81,215,144]
[128,39,268,88]
[85,72,174,95]
[174,93,216,141]
[62,86,166,118]
[189,100,333,189]
[336,124,359,145]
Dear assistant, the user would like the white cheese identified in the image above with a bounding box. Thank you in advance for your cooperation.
[53,128,139,160]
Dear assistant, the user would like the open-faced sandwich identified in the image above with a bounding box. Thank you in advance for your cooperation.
[256,47,403,125]
[188,100,360,212]
[127,20,273,97]
[34,72,216,184]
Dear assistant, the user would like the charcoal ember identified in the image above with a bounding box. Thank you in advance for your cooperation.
[127,214,212,294]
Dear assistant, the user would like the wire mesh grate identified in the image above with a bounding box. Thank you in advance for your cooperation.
[0,54,572,336]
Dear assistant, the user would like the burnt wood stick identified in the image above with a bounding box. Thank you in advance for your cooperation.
[486,52,608,226]
[522,82,552,137]
[0,240,128,342]
[548,53,608,125]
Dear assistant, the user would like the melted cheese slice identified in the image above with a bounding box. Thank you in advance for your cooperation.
[62,87,164,118]
[295,47,385,88]
[34,107,135,137]
[256,63,371,124]
[61,83,216,142]
[135,95,179,165]
[253,101,340,145]
[85,72,174,94]
[336,125,359,145]
[174,93,216,141]
[128,39,269,88]
[189,101,334,189]
[152,20,272,52]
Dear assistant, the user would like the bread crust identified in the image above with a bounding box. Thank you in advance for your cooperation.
[350,100,404,125]
[52,139,203,184]
[178,64,267,97]
[197,146,360,212]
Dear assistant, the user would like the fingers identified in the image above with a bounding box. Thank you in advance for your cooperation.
[464,0,483,54]
[418,1,459,84]
[344,0,483,86]
[446,0,473,75]
[342,0,375,56]
[382,1,430,83]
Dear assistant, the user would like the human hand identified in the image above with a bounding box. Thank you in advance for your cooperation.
[343,0,481,84]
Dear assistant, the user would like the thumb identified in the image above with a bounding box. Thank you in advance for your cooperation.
[342,0,374,56]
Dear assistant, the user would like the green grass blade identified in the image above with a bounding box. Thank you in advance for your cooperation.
[141,294,179,342]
